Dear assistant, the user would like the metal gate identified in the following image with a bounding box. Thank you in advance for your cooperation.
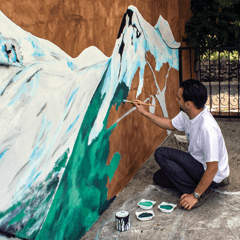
[179,47,240,118]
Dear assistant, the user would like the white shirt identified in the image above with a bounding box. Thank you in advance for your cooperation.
[172,107,229,183]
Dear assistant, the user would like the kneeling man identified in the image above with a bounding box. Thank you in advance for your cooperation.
[133,79,230,210]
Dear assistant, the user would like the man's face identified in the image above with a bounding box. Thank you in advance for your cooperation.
[176,87,187,112]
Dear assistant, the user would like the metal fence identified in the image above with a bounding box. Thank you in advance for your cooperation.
[179,47,240,117]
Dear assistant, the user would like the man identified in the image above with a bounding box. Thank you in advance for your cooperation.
[133,79,230,210]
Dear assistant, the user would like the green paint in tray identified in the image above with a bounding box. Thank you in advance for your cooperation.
[138,212,153,218]
[139,201,153,207]
[160,205,173,210]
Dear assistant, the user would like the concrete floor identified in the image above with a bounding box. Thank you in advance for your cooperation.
[82,118,240,240]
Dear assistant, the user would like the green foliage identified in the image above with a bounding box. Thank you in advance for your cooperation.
[217,0,240,9]
[201,50,239,61]
[183,0,240,48]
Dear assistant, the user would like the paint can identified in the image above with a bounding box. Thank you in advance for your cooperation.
[115,210,130,232]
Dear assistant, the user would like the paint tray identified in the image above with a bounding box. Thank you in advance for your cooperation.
[158,202,177,213]
[137,199,156,210]
[135,210,155,221]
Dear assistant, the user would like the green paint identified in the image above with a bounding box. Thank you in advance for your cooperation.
[0,150,69,240]
[139,202,153,207]
[160,205,173,210]
[35,62,129,240]
[138,212,153,218]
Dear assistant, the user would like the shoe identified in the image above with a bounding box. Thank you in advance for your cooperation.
[191,192,209,209]
[218,176,230,186]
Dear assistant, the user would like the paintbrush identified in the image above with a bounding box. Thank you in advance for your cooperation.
[123,100,157,107]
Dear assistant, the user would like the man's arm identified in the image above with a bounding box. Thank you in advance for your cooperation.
[132,100,176,131]
[180,161,218,210]
[194,161,218,195]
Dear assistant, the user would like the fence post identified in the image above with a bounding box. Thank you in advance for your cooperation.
[179,48,182,86]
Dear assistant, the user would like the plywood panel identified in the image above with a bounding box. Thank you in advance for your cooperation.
[0,1,192,239]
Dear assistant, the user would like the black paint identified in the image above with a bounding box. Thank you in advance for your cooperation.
[138,212,153,218]
[118,40,125,56]
[0,229,27,240]
[117,9,133,39]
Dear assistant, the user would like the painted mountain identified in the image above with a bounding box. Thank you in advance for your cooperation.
[0,5,180,240]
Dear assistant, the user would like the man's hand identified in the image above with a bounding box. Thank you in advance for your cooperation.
[132,99,175,130]
[180,193,198,210]
[132,100,148,115]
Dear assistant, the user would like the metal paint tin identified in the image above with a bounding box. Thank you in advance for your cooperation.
[115,210,130,232]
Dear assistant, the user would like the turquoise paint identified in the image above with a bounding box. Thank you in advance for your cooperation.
[67,59,75,70]
[108,152,121,183]
[29,116,52,162]
[66,87,79,107]
[0,149,7,162]
[31,40,45,57]
[1,44,9,62]
[139,201,153,207]
[27,171,41,188]
[160,205,173,210]
[34,63,127,240]
[10,46,18,63]
[66,114,80,132]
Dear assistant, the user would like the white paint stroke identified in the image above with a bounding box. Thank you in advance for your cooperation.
[227,218,240,240]
[168,211,184,240]
[110,98,150,127]
[213,190,240,195]
[149,95,156,114]
[218,201,240,211]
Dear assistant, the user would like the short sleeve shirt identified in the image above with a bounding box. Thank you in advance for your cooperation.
[172,107,229,183]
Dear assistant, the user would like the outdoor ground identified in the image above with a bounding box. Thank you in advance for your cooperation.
[82,118,240,240]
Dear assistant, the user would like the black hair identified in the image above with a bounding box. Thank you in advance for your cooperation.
[180,79,207,109]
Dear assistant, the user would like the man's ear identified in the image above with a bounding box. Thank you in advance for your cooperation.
[189,101,197,109]
[187,101,194,108]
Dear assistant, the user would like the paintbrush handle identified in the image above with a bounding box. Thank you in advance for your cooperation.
[140,103,157,107]
[124,100,157,107]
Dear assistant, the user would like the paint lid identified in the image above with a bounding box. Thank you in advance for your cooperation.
[116,210,129,218]
[135,210,155,221]
[158,202,177,213]
[137,199,156,210]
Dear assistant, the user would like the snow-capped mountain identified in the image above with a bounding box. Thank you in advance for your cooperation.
[0,5,179,240]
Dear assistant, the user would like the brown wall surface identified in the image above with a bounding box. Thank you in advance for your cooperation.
[106,61,180,198]
[0,0,192,58]
[0,0,192,201]
[0,1,194,238]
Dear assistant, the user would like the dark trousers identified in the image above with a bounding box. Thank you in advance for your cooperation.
[153,147,218,195]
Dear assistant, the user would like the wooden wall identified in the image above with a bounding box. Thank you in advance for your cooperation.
[1,0,193,198]
[0,1,193,239]
[0,0,191,57]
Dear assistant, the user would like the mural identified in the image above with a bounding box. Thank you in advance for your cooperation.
[0,5,180,240]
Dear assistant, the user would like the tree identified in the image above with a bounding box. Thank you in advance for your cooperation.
[183,0,240,48]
